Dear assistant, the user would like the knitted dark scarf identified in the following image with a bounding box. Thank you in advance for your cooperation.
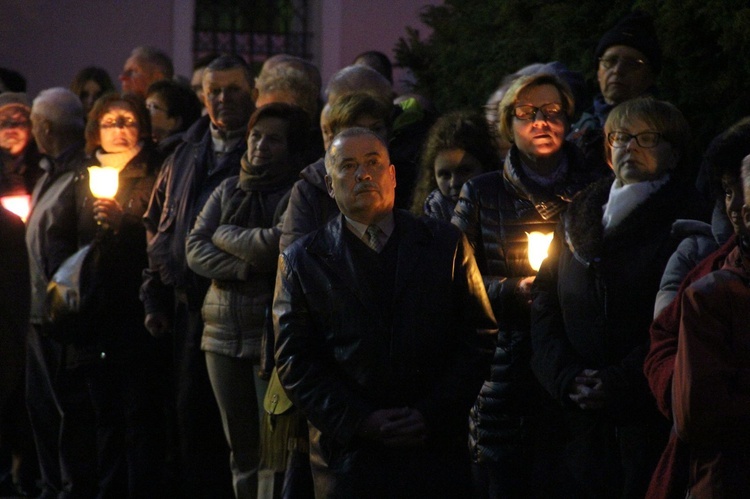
[220,152,298,227]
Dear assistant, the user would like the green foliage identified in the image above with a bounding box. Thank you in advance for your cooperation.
[395,0,750,157]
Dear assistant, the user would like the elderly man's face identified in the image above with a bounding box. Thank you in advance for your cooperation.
[202,68,255,132]
[325,133,396,225]
[0,107,31,157]
[120,56,158,97]
[597,45,655,105]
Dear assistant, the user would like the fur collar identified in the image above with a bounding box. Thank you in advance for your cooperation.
[563,176,681,266]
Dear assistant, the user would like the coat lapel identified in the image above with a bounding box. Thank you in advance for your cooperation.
[308,214,381,319]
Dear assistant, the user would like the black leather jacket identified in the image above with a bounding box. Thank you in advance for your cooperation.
[274,210,496,495]
[141,116,246,313]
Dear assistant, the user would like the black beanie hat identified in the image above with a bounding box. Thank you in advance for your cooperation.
[595,11,661,73]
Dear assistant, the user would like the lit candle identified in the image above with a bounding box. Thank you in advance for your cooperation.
[0,194,31,222]
[527,231,554,271]
[87,166,119,199]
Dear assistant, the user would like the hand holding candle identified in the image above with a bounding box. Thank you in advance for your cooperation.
[88,166,122,231]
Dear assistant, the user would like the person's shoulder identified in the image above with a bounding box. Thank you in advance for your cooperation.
[282,214,338,259]
[298,158,327,190]
[687,266,741,302]
[468,169,502,188]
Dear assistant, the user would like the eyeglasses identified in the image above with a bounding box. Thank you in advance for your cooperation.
[599,56,648,71]
[607,131,662,148]
[513,103,564,121]
[0,120,29,130]
[99,117,137,130]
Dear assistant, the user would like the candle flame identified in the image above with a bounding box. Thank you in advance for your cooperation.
[527,231,553,271]
[88,166,119,199]
[1,194,31,222]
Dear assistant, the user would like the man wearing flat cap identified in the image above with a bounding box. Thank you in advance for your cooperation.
[569,11,661,167]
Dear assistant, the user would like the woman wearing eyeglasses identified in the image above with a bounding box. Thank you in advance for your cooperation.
[64,92,168,496]
[530,97,705,498]
[452,72,610,498]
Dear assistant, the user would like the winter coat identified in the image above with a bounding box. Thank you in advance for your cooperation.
[531,176,703,498]
[644,235,736,499]
[26,143,86,325]
[451,142,609,467]
[653,219,725,317]
[186,175,292,359]
[422,188,454,223]
[673,244,750,497]
[141,116,246,313]
[274,210,496,498]
[279,158,338,252]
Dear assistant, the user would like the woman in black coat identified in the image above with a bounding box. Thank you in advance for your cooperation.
[452,73,609,499]
[68,92,167,497]
[531,97,705,498]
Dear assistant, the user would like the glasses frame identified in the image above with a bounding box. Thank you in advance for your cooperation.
[513,103,564,122]
[99,117,138,130]
[607,131,662,148]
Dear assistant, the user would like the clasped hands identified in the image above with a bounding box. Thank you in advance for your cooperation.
[357,407,428,447]
[567,369,607,410]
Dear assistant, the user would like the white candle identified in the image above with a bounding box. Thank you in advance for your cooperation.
[527,231,554,271]
[87,166,119,199]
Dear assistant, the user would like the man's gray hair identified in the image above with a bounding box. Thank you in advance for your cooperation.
[31,87,84,131]
[255,64,319,120]
[325,65,392,107]
[325,126,389,173]
[131,46,174,79]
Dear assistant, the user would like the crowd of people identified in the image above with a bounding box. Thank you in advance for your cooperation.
[0,8,748,499]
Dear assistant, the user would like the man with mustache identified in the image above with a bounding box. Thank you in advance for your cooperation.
[273,127,496,497]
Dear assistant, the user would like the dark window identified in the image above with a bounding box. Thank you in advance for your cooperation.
[194,0,311,71]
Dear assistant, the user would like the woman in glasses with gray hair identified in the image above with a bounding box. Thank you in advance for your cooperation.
[530,97,706,498]
[452,72,609,498]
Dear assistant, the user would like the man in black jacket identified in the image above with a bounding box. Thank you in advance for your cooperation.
[273,127,496,497]
[141,54,254,498]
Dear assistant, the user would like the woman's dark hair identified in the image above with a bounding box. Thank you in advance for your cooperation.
[146,80,202,133]
[70,66,115,100]
[84,92,152,155]
[410,110,500,215]
[703,117,750,199]
[247,103,311,166]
